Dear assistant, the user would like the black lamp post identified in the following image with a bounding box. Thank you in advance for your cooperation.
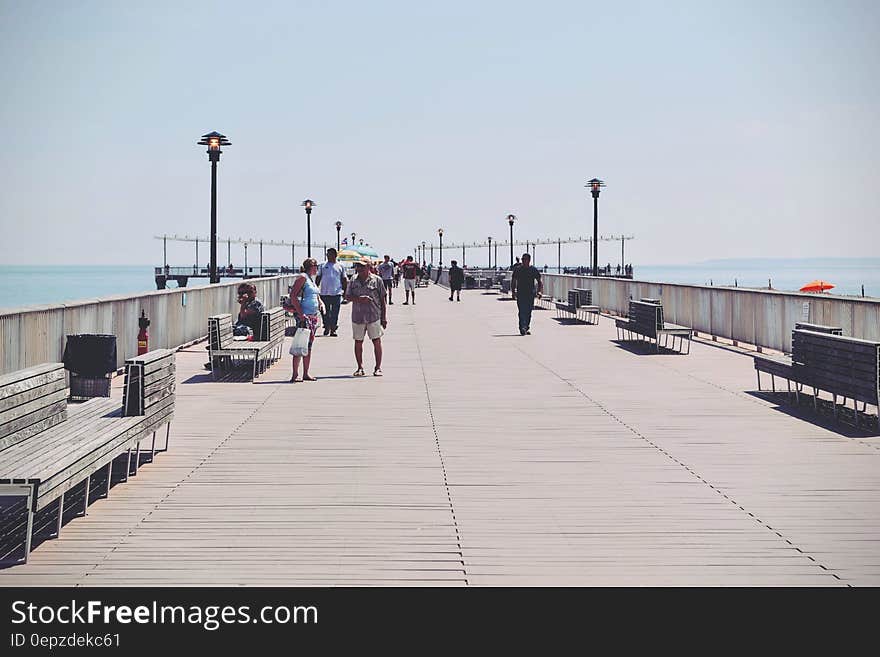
[487,236,492,269]
[422,241,426,266]
[335,220,342,251]
[302,199,316,257]
[438,228,444,266]
[507,214,516,267]
[586,178,605,276]
[197,131,230,284]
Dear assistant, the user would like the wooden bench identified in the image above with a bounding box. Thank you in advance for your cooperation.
[614,299,692,354]
[554,289,600,324]
[794,322,843,335]
[207,307,286,380]
[755,329,879,426]
[0,350,174,564]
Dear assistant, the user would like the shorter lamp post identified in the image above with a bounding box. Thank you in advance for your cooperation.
[422,241,426,266]
[488,236,492,269]
[335,220,342,251]
[302,199,316,257]
[507,214,516,267]
[438,228,444,266]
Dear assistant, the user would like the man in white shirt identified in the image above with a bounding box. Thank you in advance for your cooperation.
[377,255,395,304]
[317,248,347,336]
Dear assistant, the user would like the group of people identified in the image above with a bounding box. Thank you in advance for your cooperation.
[226,248,543,383]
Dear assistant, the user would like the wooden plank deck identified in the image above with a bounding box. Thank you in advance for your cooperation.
[2,285,879,586]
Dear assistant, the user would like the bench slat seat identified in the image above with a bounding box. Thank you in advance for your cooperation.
[754,328,879,426]
[0,349,175,564]
[616,301,692,354]
[208,308,286,380]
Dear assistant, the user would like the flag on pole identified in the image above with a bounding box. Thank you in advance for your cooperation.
[341,237,348,246]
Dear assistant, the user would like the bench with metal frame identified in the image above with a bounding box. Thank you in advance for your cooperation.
[207,307,286,381]
[0,350,174,564]
[755,328,879,427]
[614,299,692,354]
[554,289,600,324]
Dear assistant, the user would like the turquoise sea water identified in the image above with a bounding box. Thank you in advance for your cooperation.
[0,259,877,310]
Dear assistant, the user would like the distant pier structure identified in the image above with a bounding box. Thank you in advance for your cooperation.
[155,234,315,289]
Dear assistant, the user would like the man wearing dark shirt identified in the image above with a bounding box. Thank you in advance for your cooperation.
[510,253,542,335]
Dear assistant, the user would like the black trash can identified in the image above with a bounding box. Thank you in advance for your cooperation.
[63,334,117,400]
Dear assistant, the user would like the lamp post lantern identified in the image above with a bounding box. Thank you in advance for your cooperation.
[302,199,316,257]
[586,178,605,277]
[335,220,342,251]
[507,214,516,268]
[197,131,230,284]
[438,228,444,266]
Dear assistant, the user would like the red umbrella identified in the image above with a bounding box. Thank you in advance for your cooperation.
[800,280,835,293]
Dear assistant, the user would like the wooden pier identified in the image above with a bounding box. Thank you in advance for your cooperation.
[2,285,879,586]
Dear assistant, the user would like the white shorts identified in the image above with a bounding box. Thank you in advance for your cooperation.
[404,279,416,292]
[352,320,384,341]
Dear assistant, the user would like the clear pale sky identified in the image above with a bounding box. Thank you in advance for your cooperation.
[1,0,878,267]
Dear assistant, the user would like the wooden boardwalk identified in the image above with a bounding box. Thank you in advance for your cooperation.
[2,285,879,586]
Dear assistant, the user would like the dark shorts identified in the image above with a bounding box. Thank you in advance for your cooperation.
[450,283,462,291]
[382,279,393,289]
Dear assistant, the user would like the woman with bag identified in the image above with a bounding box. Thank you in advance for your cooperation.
[285,258,325,382]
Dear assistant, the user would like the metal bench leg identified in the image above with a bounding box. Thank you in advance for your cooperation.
[82,475,91,516]
[123,449,131,482]
[833,395,839,422]
[149,430,157,463]
[104,461,112,498]
[55,492,64,538]
[756,370,761,391]
[813,388,818,412]
[132,441,141,476]
[771,375,776,394]
[786,379,792,401]
[164,423,171,451]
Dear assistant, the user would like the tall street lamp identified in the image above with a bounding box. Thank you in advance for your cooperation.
[586,178,605,276]
[197,131,230,284]
[335,220,343,251]
[507,214,516,268]
[422,241,426,265]
[302,199,316,257]
[487,236,492,269]
[438,228,444,266]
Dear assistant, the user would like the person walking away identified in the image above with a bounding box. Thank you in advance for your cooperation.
[286,258,325,382]
[401,255,420,305]
[448,260,464,301]
[511,253,542,335]
[346,257,387,377]
[317,248,346,336]
[378,254,395,305]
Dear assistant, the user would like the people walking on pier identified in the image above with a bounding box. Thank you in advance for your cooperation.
[378,255,395,305]
[318,248,346,337]
[511,253,542,335]
[401,256,420,305]
[286,258,324,382]
[346,257,387,377]
[448,260,464,301]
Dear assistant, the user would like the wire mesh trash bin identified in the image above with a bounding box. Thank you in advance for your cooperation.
[63,334,117,400]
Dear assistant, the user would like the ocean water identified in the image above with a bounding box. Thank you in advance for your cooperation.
[0,259,877,310]
[0,265,250,310]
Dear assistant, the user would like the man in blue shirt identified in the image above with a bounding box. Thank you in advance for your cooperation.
[317,248,347,336]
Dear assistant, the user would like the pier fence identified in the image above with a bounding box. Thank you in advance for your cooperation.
[0,276,296,375]
[438,270,879,353]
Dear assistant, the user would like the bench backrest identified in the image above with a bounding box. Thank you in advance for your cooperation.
[573,288,592,306]
[123,349,176,417]
[792,329,880,403]
[0,363,68,452]
[794,322,843,335]
[208,314,234,349]
[258,307,285,342]
[629,300,664,336]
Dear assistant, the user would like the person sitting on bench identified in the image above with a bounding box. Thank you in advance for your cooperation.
[234,282,265,338]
